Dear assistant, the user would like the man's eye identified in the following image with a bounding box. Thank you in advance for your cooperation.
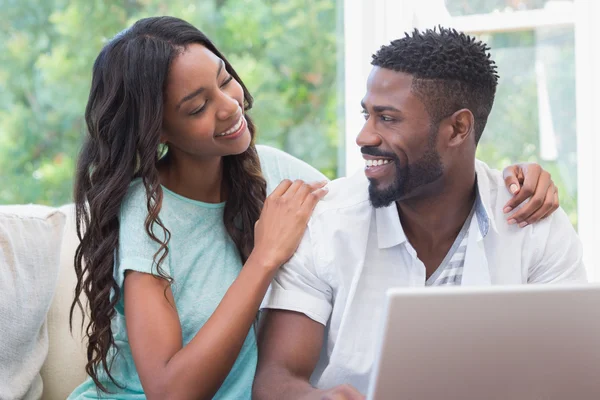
[361,110,369,120]
[380,115,394,122]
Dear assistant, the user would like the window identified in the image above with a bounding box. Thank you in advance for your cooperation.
[475,28,577,227]
[445,0,578,226]
[446,0,572,16]
[0,0,345,205]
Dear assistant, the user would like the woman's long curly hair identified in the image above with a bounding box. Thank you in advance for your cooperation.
[70,16,266,392]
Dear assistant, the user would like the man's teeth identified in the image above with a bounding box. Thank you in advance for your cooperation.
[365,159,391,167]
[217,117,243,137]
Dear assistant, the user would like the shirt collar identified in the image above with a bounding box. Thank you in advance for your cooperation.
[473,181,492,238]
[375,202,407,249]
[473,161,498,236]
[374,171,495,250]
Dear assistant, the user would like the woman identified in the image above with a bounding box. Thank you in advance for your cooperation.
[69,16,559,399]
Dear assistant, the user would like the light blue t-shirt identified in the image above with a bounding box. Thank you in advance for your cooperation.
[68,145,327,399]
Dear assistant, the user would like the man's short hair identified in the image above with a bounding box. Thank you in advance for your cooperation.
[371,27,499,144]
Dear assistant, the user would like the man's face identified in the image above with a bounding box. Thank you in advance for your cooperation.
[357,67,444,208]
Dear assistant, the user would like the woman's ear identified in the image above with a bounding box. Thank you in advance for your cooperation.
[159,129,170,145]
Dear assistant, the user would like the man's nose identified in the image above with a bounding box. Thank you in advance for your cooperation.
[356,120,382,148]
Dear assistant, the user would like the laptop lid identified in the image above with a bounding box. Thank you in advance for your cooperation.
[367,284,600,400]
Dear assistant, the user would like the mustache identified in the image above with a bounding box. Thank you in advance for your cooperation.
[361,147,398,160]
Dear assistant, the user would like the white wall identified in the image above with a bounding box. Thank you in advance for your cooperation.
[343,0,418,176]
[574,0,600,281]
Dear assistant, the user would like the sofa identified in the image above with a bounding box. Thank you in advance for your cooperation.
[1,204,88,400]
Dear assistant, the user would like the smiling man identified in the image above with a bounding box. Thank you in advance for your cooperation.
[252,27,587,400]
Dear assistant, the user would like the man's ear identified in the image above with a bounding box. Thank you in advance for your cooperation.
[446,108,475,148]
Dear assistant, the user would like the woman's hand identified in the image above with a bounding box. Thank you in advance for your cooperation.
[502,162,559,227]
[252,179,328,271]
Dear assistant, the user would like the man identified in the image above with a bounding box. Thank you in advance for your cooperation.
[253,28,586,400]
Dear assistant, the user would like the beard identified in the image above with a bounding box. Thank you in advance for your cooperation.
[366,132,444,209]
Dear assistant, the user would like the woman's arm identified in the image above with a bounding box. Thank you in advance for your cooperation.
[125,179,328,400]
[125,254,274,399]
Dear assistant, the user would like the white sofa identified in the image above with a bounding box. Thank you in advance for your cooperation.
[0,204,88,400]
[38,204,88,399]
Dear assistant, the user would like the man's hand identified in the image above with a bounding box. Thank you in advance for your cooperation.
[502,162,559,227]
[304,385,365,400]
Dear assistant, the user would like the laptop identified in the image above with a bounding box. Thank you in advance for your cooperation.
[367,284,600,400]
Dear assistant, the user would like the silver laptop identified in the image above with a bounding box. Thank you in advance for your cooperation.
[367,284,600,400]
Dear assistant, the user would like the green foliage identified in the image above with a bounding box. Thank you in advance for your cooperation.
[0,0,579,226]
[0,0,342,205]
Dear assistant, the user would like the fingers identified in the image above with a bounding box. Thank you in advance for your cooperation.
[325,394,362,400]
[265,180,328,221]
[309,181,329,191]
[336,384,365,400]
[269,179,294,198]
[515,186,555,227]
[280,179,307,200]
[295,183,329,223]
[502,165,522,196]
[281,180,327,201]
[321,384,365,400]
[301,186,329,209]
[295,180,328,198]
[540,187,559,220]
[507,171,552,227]
[503,163,542,213]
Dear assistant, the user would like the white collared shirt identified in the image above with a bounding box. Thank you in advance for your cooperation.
[261,160,587,394]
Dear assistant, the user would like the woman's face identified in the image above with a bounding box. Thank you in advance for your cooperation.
[161,44,251,159]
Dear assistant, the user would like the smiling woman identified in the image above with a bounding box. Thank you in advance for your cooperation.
[67,16,331,400]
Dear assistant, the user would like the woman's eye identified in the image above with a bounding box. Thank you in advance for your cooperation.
[190,104,206,116]
[221,76,233,88]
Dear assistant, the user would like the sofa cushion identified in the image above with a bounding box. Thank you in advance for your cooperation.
[40,204,87,400]
[0,205,66,400]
